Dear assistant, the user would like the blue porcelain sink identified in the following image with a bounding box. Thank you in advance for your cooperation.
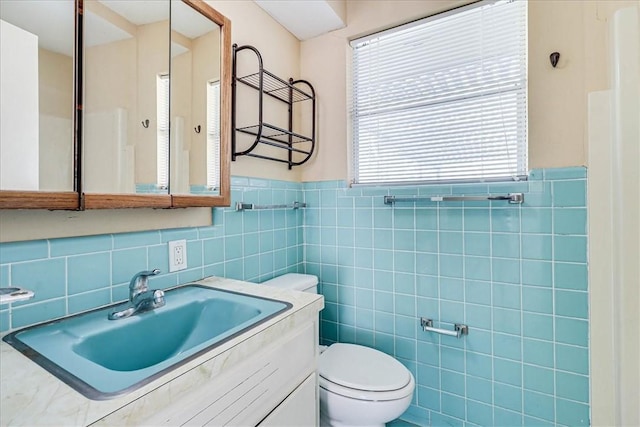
[2,284,291,400]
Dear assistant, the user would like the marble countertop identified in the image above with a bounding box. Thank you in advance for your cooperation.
[0,276,324,426]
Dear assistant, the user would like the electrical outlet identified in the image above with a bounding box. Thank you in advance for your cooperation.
[168,240,187,272]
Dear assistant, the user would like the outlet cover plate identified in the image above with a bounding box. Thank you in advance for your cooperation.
[168,240,187,272]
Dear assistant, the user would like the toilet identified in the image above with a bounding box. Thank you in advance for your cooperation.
[262,273,415,427]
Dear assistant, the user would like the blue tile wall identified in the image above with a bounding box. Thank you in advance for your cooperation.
[135,183,167,194]
[305,168,589,427]
[0,168,589,427]
[0,177,304,332]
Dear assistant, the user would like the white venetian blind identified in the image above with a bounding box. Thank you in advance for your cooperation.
[351,0,528,185]
[207,80,221,190]
[156,73,169,189]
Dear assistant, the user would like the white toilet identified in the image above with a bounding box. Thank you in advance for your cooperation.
[262,273,415,427]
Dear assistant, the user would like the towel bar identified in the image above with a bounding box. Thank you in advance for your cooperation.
[420,317,469,338]
[235,201,307,211]
[384,193,524,205]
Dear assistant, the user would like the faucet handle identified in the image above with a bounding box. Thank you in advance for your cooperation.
[140,269,161,277]
[129,269,161,295]
[131,269,161,281]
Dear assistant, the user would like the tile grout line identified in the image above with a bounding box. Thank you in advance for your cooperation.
[519,196,525,423]
[551,175,558,426]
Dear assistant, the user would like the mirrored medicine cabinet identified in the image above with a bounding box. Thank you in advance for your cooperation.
[0,0,79,209]
[0,0,231,210]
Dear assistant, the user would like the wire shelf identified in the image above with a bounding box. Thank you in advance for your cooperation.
[236,123,313,145]
[236,71,313,103]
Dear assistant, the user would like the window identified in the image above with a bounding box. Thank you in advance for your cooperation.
[207,80,221,190]
[156,73,169,189]
[350,0,527,185]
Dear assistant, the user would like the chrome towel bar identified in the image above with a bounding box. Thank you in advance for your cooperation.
[420,317,469,339]
[235,201,307,211]
[384,193,524,205]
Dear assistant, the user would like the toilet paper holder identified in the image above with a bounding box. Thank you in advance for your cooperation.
[420,317,469,338]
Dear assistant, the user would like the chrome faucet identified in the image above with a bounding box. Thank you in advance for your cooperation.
[108,269,165,320]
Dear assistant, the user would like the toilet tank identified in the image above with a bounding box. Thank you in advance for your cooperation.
[262,273,318,294]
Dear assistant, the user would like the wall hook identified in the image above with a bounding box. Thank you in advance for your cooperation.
[141,119,150,128]
[550,52,560,68]
[194,125,201,134]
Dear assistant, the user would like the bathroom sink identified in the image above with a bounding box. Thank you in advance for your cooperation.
[2,284,292,400]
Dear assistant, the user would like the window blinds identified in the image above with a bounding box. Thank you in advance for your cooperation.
[350,0,527,185]
[207,80,221,190]
[156,74,170,189]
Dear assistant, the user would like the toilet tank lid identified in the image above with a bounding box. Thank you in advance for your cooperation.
[262,273,318,291]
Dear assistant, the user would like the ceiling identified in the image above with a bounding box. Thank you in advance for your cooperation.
[0,0,218,57]
[0,0,75,56]
[253,0,346,41]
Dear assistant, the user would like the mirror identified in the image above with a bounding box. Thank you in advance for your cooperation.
[83,0,171,197]
[81,0,231,209]
[0,0,79,209]
[170,0,221,196]
[170,0,231,208]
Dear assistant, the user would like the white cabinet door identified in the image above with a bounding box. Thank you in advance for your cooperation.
[258,373,317,427]
[94,321,317,427]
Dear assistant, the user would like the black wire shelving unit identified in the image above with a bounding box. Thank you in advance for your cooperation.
[232,44,316,169]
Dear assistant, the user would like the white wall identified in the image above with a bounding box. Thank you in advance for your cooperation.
[298,0,639,182]
[0,20,40,190]
[84,108,134,193]
[210,0,303,182]
[38,47,74,191]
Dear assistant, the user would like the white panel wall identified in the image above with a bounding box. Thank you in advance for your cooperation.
[0,19,40,190]
[588,4,640,426]
[83,108,134,193]
[609,5,640,426]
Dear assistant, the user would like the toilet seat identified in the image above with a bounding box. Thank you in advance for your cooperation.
[319,375,415,402]
[318,343,414,401]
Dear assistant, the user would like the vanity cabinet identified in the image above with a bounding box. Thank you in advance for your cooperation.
[258,374,317,426]
[0,278,323,427]
[93,300,319,426]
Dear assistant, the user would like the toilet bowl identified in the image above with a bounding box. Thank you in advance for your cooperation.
[318,342,415,427]
[262,273,415,427]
